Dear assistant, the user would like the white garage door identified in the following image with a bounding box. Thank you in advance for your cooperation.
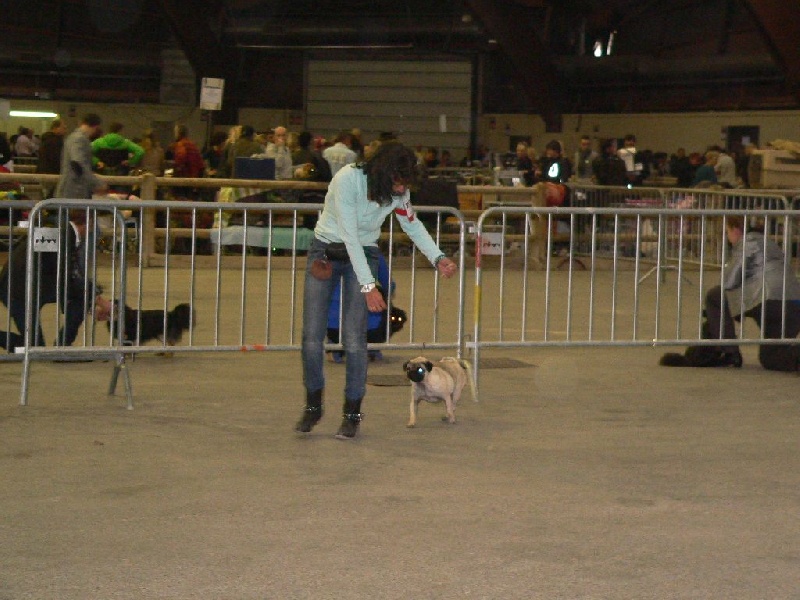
[306,60,472,153]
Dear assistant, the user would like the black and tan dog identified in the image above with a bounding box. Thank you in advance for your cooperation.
[108,302,194,346]
[403,356,476,427]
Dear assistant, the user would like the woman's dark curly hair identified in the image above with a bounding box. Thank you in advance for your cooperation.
[359,141,421,206]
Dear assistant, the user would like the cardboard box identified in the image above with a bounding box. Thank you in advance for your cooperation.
[458,192,482,211]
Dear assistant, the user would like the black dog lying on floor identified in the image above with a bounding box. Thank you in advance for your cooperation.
[108,302,194,346]
[659,346,743,368]
[658,320,742,368]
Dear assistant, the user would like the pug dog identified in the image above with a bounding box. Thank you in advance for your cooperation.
[403,356,476,427]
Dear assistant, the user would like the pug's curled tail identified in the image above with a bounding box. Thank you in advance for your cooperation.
[458,359,479,403]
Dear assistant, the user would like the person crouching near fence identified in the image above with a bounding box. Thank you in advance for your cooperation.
[662,215,800,371]
[296,141,457,439]
[0,210,111,351]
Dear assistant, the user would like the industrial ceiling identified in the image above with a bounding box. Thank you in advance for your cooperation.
[2,0,798,127]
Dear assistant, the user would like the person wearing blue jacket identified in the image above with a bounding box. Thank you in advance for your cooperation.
[326,252,395,363]
[296,141,457,439]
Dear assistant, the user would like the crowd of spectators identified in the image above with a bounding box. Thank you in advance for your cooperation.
[1,127,40,169]
[0,121,771,250]
[1,120,405,198]
[484,134,762,190]
[0,120,769,203]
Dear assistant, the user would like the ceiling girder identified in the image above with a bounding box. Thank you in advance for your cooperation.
[158,0,228,77]
[157,0,241,120]
[465,0,567,130]
[745,0,800,99]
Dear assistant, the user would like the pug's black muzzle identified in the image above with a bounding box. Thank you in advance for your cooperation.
[405,364,427,383]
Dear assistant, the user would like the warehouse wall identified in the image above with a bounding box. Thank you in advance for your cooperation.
[479,111,800,157]
[305,60,472,151]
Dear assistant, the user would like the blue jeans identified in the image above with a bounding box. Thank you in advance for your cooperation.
[302,239,379,401]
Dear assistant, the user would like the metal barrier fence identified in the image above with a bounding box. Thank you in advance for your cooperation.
[4,175,800,405]
[0,171,332,266]
[471,205,800,389]
[16,198,468,408]
[564,184,664,270]
[0,171,545,266]
[657,187,791,269]
[1,198,42,361]
[6,170,792,272]
[15,201,132,403]
[567,184,791,274]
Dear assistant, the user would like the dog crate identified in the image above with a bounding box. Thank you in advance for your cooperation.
[749,149,800,188]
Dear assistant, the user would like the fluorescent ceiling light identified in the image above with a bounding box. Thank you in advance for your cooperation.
[238,43,414,49]
[10,110,59,118]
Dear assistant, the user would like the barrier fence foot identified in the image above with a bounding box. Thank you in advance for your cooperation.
[20,353,31,406]
[108,353,134,410]
[637,264,693,286]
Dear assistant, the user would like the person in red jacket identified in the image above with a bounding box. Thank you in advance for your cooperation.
[170,124,204,198]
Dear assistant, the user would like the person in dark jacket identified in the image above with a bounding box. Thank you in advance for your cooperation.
[592,138,628,186]
[291,130,332,228]
[0,132,12,167]
[292,131,331,181]
[227,125,264,178]
[669,147,694,188]
[36,119,68,198]
[535,139,572,185]
[0,211,109,350]
[37,119,67,174]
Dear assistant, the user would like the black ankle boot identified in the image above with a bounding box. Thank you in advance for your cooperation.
[295,389,324,433]
[722,351,743,368]
[335,398,363,440]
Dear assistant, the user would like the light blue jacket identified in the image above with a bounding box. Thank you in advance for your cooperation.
[314,164,444,286]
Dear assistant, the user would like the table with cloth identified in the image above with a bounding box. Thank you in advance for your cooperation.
[211,186,315,251]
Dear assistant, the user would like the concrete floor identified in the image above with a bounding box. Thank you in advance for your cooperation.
[2,256,800,599]
[2,339,799,599]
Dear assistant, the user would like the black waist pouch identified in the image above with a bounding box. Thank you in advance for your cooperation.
[324,242,349,262]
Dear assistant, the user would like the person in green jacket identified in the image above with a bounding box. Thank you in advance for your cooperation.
[91,122,144,175]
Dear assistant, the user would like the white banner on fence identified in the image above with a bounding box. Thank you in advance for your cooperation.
[481,232,504,255]
[33,227,59,252]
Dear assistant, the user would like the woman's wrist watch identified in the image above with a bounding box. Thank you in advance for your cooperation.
[360,282,376,293]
